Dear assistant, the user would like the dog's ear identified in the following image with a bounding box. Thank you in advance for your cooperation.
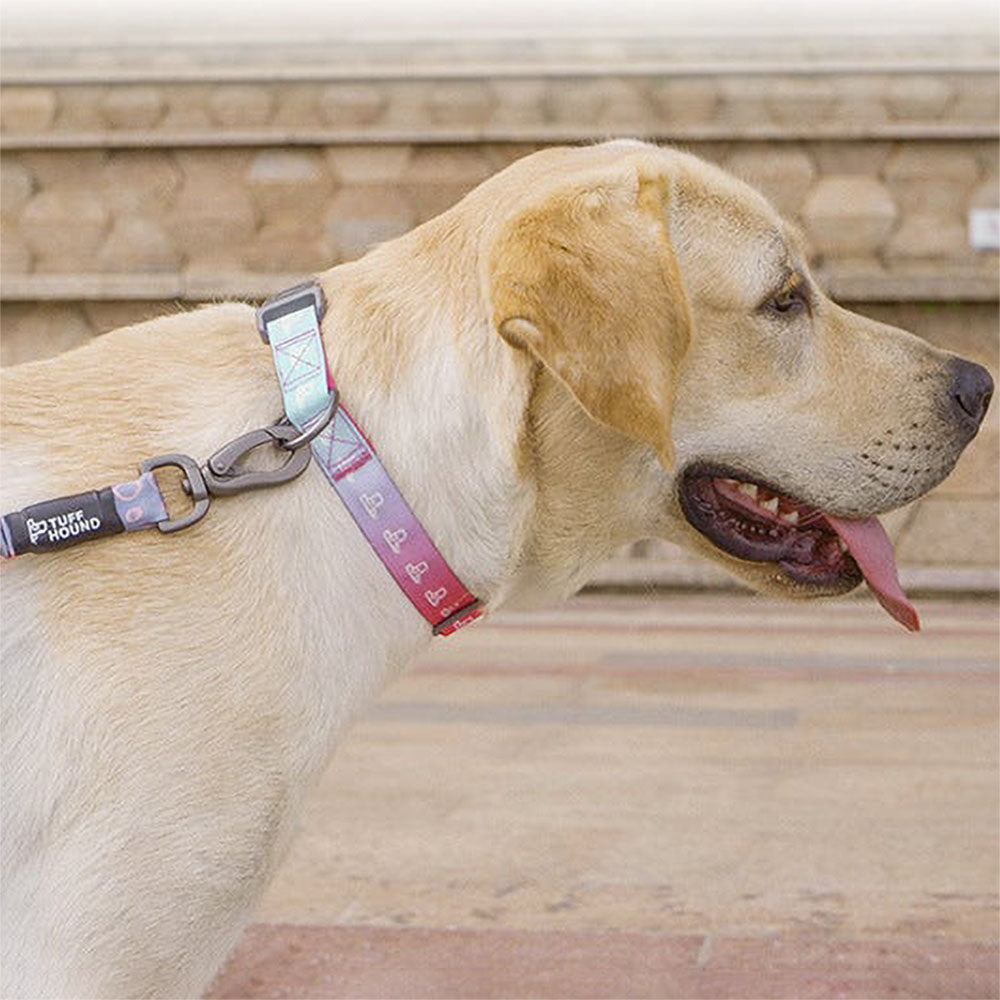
[489,169,690,468]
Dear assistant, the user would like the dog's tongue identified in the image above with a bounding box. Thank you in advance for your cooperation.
[823,514,919,631]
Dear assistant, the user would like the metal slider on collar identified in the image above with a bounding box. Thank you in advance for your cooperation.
[256,281,327,344]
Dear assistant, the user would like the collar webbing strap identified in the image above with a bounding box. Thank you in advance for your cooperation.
[258,282,483,637]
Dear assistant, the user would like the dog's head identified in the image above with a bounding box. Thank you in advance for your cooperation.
[481,141,993,627]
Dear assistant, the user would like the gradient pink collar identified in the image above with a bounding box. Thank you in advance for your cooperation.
[257,282,483,637]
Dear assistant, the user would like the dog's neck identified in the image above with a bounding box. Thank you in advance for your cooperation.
[279,224,533,670]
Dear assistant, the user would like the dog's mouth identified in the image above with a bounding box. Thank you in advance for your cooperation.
[679,465,919,631]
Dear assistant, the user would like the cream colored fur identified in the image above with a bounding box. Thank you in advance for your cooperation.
[0,141,984,998]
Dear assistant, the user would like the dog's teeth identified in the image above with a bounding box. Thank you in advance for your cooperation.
[837,538,849,553]
[761,497,779,513]
[738,482,758,499]
[781,510,800,525]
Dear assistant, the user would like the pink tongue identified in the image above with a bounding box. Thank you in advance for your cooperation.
[824,514,920,632]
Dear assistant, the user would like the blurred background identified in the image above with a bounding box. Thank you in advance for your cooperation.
[1,3,998,997]
[1,0,996,587]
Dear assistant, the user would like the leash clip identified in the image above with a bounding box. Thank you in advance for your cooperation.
[202,423,313,497]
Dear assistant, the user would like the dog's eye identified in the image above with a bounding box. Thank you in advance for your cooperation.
[765,286,808,317]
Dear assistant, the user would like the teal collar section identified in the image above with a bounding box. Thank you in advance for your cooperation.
[258,282,334,431]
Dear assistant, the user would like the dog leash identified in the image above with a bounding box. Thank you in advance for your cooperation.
[0,282,482,637]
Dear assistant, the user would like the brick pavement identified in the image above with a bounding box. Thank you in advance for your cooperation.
[208,592,998,999]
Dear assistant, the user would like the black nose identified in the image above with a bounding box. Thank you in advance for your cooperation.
[950,359,994,432]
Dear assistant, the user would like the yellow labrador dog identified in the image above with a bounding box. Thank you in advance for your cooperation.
[0,140,992,998]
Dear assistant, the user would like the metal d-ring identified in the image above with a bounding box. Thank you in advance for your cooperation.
[275,391,338,451]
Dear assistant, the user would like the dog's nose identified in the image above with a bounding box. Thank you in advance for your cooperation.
[950,358,994,433]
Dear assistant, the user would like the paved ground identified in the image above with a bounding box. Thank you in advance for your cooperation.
[208,592,998,999]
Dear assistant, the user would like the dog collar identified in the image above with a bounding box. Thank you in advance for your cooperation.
[1,282,482,638]
[257,283,483,637]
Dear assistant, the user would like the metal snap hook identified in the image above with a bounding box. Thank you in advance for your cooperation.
[202,424,313,497]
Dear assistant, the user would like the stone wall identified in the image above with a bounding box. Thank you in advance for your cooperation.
[2,138,997,298]
[1,37,997,582]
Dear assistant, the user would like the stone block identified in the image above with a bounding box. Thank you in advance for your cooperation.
[765,77,837,126]
[55,86,106,130]
[932,423,998,497]
[544,78,646,127]
[19,150,106,191]
[0,87,57,132]
[174,149,254,189]
[718,77,774,127]
[403,146,492,186]
[950,73,1000,122]
[247,150,332,220]
[543,78,610,124]
[325,186,416,262]
[885,76,953,120]
[884,145,980,185]
[403,147,493,221]
[209,85,274,127]
[244,223,333,272]
[974,145,1000,176]
[101,87,165,129]
[160,85,213,130]
[888,176,975,215]
[884,146,980,215]
[0,303,92,367]
[1,158,34,217]
[0,225,30,273]
[884,214,970,262]
[325,146,413,184]
[820,256,887,284]
[811,141,891,176]
[103,151,181,213]
[20,189,110,271]
[856,302,998,366]
[594,78,649,126]
[686,140,735,164]
[483,143,545,172]
[896,496,999,566]
[166,187,257,267]
[801,176,897,257]
[318,84,386,127]
[648,77,719,126]
[98,217,181,273]
[428,81,495,127]
[878,502,916,544]
[381,82,435,128]
[969,177,999,211]
[83,301,162,335]
[726,148,816,215]
[272,85,319,127]
[834,76,890,126]
[490,80,548,127]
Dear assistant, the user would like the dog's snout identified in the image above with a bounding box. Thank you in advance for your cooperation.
[949,358,994,433]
